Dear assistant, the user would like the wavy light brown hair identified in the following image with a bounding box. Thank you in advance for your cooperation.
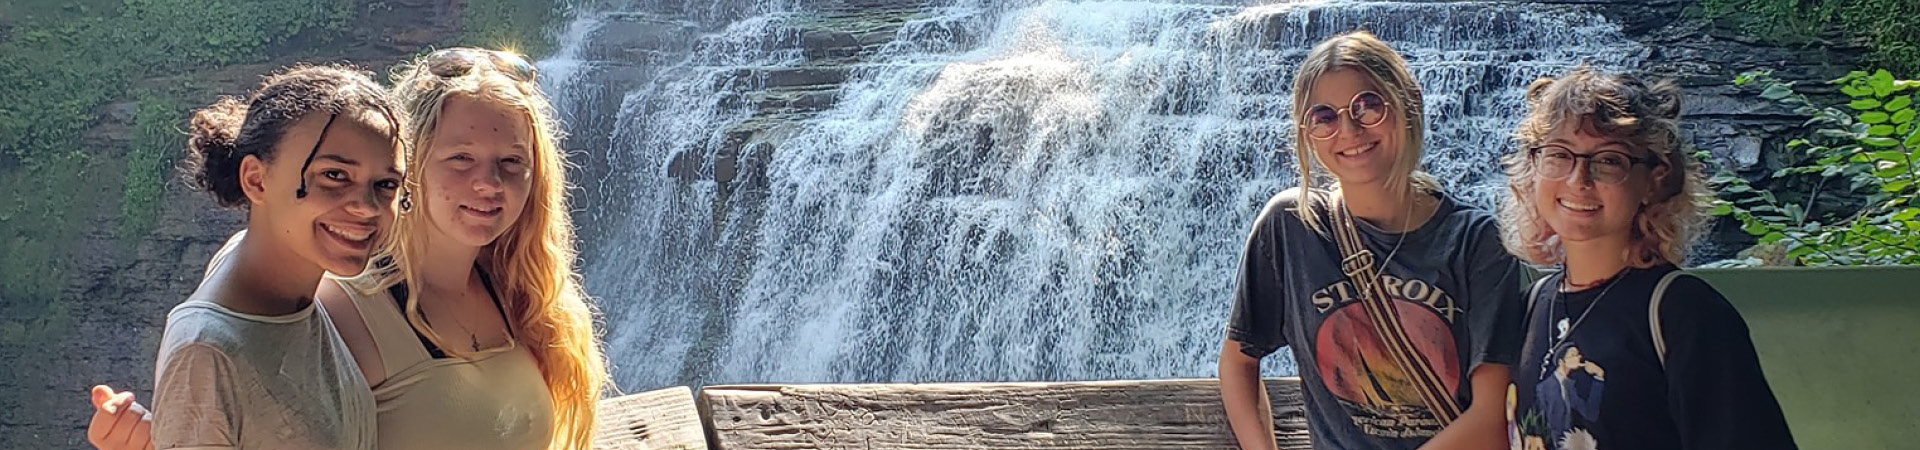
[1499,67,1709,267]
[370,48,607,450]
[1288,30,1442,232]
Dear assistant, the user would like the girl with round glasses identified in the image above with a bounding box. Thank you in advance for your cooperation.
[1219,31,1528,450]
[1498,67,1794,450]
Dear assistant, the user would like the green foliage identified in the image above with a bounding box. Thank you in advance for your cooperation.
[1711,69,1920,266]
[0,16,127,167]
[1695,0,1920,75]
[118,89,194,244]
[457,0,561,57]
[120,0,353,66]
[0,0,354,167]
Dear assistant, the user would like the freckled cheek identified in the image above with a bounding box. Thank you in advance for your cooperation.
[424,168,473,202]
[417,173,455,218]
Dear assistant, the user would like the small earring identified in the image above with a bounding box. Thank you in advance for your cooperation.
[398,191,414,213]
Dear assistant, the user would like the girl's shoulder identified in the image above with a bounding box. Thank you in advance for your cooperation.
[1259,187,1313,214]
[1418,192,1509,258]
[1647,267,1740,319]
[1429,192,1499,230]
[1255,187,1339,226]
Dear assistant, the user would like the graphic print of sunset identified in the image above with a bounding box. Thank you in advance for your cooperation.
[1313,299,1462,411]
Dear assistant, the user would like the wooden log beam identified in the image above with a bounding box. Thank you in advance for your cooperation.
[699,378,1309,450]
[595,386,711,450]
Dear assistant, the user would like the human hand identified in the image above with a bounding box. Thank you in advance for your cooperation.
[86,385,154,450]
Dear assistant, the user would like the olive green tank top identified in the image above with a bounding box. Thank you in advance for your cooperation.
[329,274,554,450]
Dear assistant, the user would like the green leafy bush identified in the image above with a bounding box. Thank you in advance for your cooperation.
[0,0,353,167]
[120,0,353,66]
[457,0,562,57]
[1696,0,1920,75]
[1711,69,1920,266]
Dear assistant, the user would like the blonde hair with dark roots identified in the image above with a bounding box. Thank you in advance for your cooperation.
[1499,66,1709,267]
[1289,30,1442,232]
[372,48,607,450]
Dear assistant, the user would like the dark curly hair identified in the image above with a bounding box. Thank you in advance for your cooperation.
[182,64,403,208]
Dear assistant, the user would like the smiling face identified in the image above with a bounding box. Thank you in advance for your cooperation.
[1301,68,1407,188]
[244,110,402,276]
[1529,124,1666,249]
[419,94,534,249]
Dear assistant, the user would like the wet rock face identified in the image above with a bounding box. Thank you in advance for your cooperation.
[1597,0,1863,173]
[0,186,244,449]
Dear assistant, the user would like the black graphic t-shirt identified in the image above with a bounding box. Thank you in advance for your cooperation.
[1508,265,1796,450]
[1227,188,1527,450]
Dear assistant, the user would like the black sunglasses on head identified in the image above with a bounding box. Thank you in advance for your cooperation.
[425,48,537,82]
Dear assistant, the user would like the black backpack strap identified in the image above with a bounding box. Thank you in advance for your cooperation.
[1524,273,1553,322]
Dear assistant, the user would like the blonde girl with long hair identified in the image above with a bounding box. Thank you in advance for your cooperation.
[310,47,608,450]
[1219,31,1527,450]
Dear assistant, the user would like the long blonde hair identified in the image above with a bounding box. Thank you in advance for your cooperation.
[1499,66,1707,267]
[1288,31,1441,231]
[372,47,607,450]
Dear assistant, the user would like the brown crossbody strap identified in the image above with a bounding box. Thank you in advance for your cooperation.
[1325,192,1464,426]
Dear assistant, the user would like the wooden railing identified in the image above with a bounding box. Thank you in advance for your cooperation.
[593,378,1310,450]
[592,267,1920,450]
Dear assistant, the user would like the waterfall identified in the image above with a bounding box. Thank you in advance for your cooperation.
[538,0,1647,392]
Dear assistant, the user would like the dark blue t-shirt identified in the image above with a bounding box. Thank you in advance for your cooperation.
[1227,188,1527,450]
[1508,265,1796,450]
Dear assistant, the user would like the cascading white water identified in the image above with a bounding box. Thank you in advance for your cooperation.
[540,0,1647,392]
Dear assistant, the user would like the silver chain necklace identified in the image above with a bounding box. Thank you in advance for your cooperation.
[1538,268,1624,380]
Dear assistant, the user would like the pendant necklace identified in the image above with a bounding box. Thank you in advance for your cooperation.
[1540,268,1624,381]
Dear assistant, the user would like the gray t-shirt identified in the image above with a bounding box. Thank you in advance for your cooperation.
[1227,188,1526,450]
[150,232,376,450]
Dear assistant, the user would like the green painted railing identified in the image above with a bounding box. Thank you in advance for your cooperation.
[1696,267,1920,450]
